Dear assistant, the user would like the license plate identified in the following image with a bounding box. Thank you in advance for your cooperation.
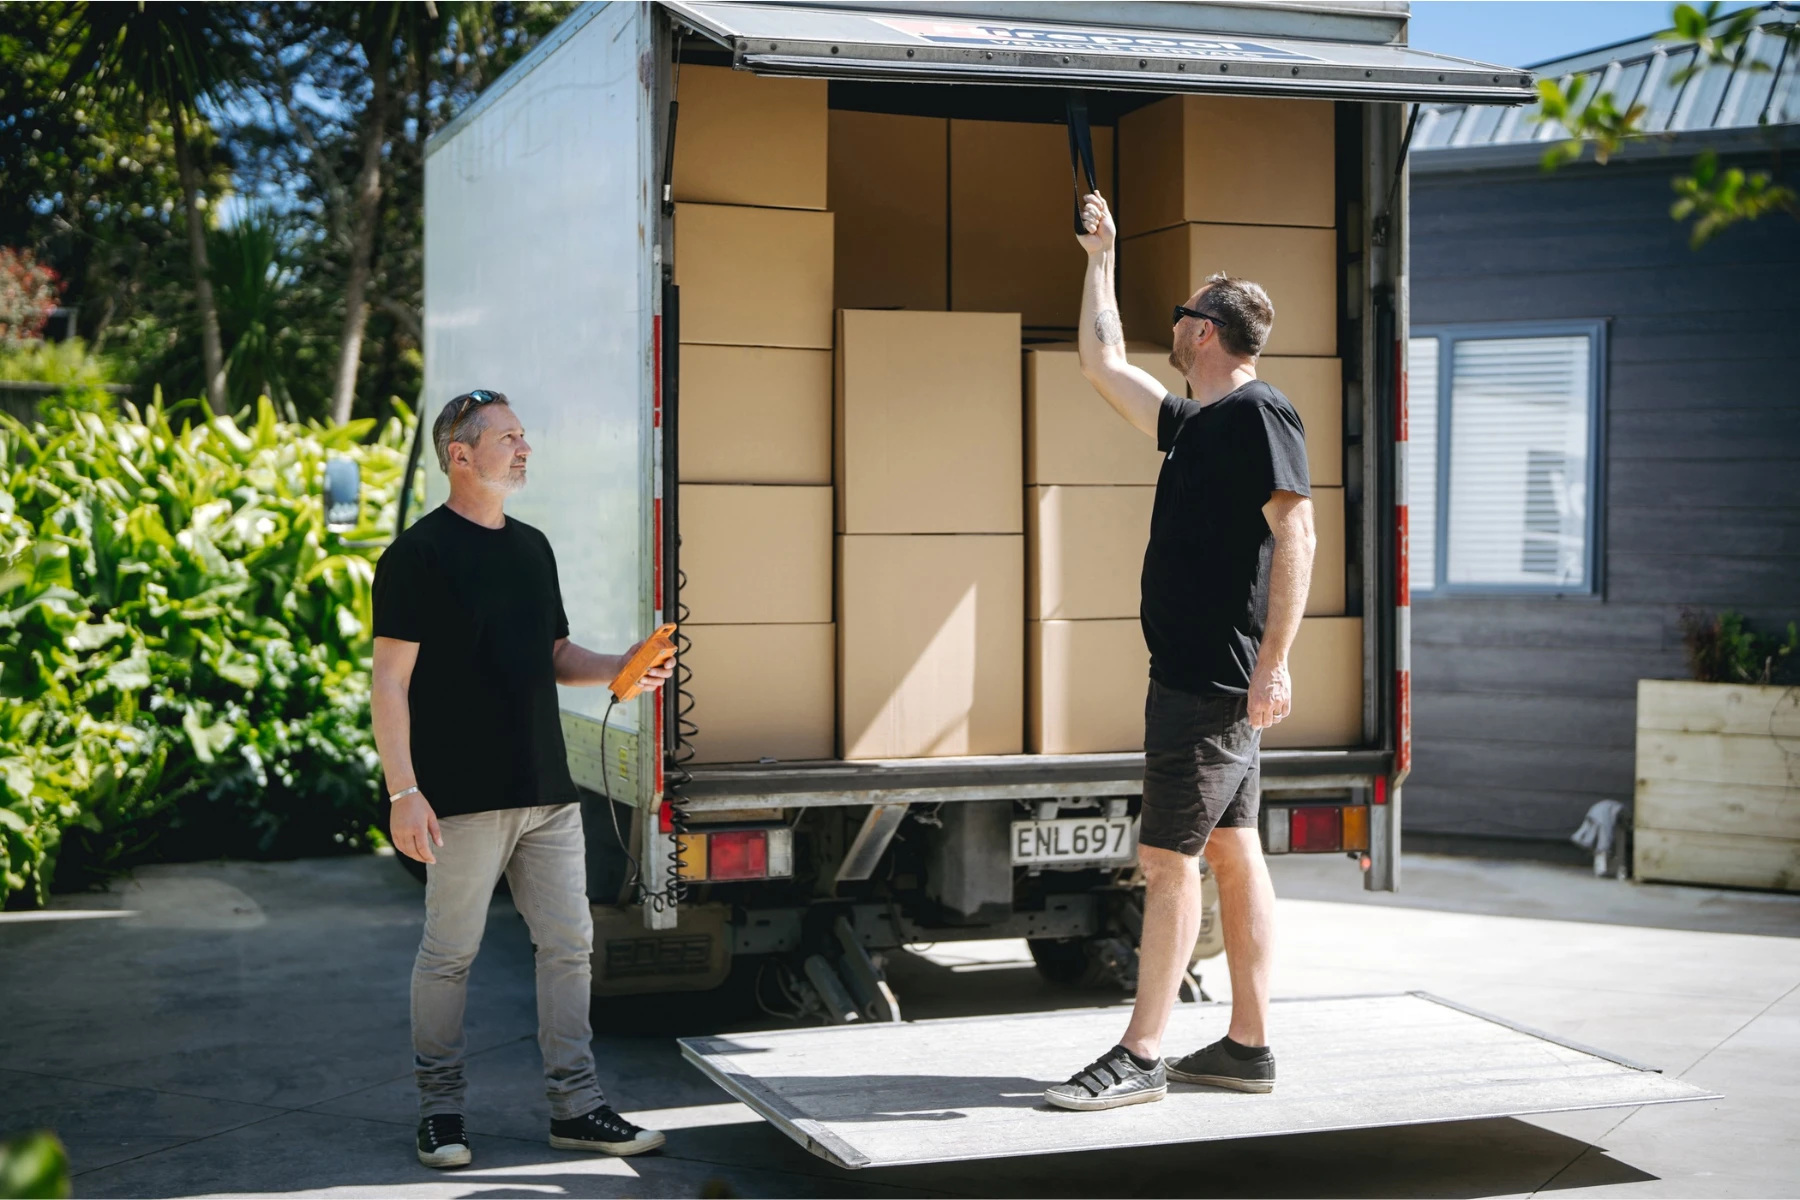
[1011,817,1137,865]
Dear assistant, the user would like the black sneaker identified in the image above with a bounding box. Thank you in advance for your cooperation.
[1044,1044,1167,1111]
[416,1113,471,1168]
[549,1104,666,1155]
[1165,1037,1277,1093]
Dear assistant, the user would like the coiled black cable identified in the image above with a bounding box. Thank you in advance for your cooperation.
[654,563,698,912]
[604,565,697,914]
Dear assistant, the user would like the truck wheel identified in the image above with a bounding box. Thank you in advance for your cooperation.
[1027,936,1138,989]
[1027,937,1089,984]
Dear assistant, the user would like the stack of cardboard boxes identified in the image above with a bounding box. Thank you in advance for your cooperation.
[673,73,1359,763]
[1118,94,1361,748]
[1025,342,1179,753]
[672,67,836,764]
[835,310,1024,759]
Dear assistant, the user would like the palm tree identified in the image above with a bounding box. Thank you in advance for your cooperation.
[328,2,449,426]
[61,2,238,416]
[211,208,303,417]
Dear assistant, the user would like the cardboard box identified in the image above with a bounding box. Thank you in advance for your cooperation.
[1257,357,1342,487]
[1262,616,1363,748]
[1029,619,1149,754]
[836,310,1022,534]
[678,485,832,625]
[1120,223,1337,357]
[1026,341,1183,486]
[671,66,827,211]
[1027,486,1154,621]
[838,535,1023,759]
[683,623,835,764]
[829,111,947,311]
[679,345,831,485]
[674,204,833,349]
[949,119,1114,328]
[1307,486,1346,617]
[1118,95,1336,237]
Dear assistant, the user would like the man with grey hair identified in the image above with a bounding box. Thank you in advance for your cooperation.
[1045,194,1316,1112]
[372,389,672,1167]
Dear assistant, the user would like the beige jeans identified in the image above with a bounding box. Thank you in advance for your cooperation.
[412,803,601,1120]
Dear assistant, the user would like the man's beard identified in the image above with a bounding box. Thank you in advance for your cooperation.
[1168,336,1194,375]
[477,460,528,495]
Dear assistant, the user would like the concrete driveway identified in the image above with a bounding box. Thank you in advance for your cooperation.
[1,850,1795,1198]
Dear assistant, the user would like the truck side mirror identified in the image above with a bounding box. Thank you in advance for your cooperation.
[324,458,361,532]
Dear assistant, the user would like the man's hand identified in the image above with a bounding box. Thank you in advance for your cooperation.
[617,636,674,694]
[391,791,443,864]
[1247,657,1293,730]
[1077,191,1116,256]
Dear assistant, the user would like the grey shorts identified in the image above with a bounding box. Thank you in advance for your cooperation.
[1140,680,1262,856]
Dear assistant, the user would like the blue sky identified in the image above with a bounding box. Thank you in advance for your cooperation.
[1408,1,1759,69]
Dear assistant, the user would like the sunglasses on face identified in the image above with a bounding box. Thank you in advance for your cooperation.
[1172,304,1228,331]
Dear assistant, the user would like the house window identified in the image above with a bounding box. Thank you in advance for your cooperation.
[1407,323,1604,595]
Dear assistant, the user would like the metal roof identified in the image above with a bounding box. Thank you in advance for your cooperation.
[1413,2,1799,170]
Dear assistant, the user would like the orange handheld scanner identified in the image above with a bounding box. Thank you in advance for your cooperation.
[610,624,678,702]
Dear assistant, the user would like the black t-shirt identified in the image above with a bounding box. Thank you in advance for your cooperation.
[1141,381,1312,696]
[372,505,578,817]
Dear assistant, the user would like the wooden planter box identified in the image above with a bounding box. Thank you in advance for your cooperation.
[1634,679,1800,891]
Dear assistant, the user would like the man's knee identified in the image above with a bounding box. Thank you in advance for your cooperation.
[1203,825,1263,874]
[1140,844,1199,890]
[520,896,594,960]
[415,936,480,982]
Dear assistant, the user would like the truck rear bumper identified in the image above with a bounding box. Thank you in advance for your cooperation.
[681,749,1391,811]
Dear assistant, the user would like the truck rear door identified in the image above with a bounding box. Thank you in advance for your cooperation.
[423,3,663,819]
[661,2,1536,104]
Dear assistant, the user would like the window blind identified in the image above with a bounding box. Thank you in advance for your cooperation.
[1444,336,1591,588]
[1407,337,1439,594]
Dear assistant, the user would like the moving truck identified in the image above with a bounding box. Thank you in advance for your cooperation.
[420,1,1536,1014]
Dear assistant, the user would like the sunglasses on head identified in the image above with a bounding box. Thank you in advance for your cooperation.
[1172,304,1228,330]
[448,389,506,434]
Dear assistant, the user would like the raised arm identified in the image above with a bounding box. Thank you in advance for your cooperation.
[1248,491,1317,730]
[1076,192,1168,439]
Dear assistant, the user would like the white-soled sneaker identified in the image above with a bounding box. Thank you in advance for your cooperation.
[1045,1044,1168,1111]
[416,1113,471,1168]
[549,1104,666,1155]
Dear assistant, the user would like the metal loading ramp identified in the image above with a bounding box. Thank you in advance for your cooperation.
[678,992,1719,1170]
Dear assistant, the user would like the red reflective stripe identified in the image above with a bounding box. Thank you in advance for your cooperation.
[1373,775,1388,806]
[1394,339,1411,787]
[1395,669,1412,777]
[1395,347,1408,443]
[1395,504,1410,604]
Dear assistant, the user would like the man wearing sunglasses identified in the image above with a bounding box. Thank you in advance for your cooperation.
[371,390,674,1167]
[1044,193,1316,1113]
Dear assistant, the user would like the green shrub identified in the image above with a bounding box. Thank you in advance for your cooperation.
[0,340,120,419]
[0,1130,70,1200]
[0,395,415,906]
[1681,609,1799,686]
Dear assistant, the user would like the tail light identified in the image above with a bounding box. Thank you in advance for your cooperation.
[1261,805,1371,855]
[675,827,794,882]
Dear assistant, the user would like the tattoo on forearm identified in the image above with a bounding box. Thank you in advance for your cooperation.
[1094,310,1124,346]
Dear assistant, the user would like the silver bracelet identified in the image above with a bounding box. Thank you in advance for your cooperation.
[389,785,421,804]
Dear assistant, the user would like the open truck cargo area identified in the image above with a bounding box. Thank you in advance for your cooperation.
[421,0,1531,1011]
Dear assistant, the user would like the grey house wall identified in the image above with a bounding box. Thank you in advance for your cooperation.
[1407,151,1800,848]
